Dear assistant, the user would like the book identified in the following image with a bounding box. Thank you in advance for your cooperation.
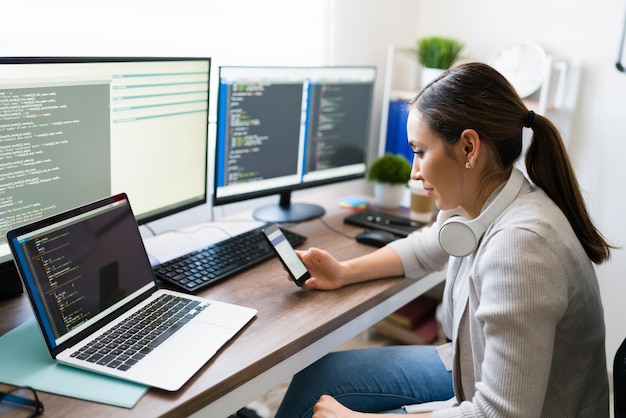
[385,296,439,329]
[371,315,440,345]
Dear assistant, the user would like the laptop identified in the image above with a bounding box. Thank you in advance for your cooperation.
[6,193,257,391]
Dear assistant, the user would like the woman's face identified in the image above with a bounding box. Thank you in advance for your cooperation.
[406,109,466,211]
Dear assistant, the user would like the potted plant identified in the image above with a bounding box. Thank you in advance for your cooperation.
[410,35,464,87]
[366,154,412,208]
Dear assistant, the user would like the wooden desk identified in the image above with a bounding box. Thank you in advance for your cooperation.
[0,194,445,418]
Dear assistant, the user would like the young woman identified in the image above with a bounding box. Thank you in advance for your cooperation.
[274,62,612,418]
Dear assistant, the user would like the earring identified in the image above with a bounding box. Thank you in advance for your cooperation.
[465,162,471,169]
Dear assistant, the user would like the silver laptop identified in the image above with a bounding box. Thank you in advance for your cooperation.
[6,193,257,391]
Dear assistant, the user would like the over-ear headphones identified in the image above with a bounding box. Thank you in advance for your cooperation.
[438,168,525,257]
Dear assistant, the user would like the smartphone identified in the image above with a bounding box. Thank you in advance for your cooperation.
[262,223,310,286]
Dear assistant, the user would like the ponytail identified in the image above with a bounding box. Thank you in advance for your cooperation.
[525,114,613,264]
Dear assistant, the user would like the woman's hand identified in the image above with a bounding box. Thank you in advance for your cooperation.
[296,247,346,290]
[313,395,369,418]
[293,245,405,290]
[313,395,430,418]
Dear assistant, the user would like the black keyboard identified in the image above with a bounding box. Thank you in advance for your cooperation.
[344,209,425,237]
[153,223,307,292]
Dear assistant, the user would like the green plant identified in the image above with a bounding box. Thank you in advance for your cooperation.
[411,36,464,69]
[366,154,412,185]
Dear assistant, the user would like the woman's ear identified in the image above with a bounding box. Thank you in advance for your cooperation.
[460,129,480,167]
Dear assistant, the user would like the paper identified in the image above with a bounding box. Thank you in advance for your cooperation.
[0,318,148,408]
[143,220,266,265]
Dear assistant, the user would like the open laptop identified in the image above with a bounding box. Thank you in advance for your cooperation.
[6,193,257,391]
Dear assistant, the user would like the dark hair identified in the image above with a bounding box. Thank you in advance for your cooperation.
[410,62,612,264]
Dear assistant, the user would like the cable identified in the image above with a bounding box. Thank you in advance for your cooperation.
[142,223,158,237]
[617,7,626,72]
[317,216,357,240]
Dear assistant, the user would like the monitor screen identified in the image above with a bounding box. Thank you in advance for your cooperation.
[0,56,210,291]
[214,66,376,223]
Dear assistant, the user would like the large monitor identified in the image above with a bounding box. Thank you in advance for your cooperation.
[214,66,376,223]
[0,56,210,296]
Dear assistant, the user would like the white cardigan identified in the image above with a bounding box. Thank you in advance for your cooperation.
[389,176,609,417]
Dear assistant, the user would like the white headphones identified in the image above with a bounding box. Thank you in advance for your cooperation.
[438,168,525,257]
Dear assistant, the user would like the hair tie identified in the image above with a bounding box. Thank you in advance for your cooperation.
[524,110,535,128]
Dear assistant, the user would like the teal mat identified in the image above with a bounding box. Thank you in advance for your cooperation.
[0,318,148,408]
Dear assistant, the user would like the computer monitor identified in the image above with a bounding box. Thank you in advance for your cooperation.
[214,66,376,223]
[0,56,211,296]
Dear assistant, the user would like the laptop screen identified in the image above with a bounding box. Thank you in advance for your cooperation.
[8,194,156,349]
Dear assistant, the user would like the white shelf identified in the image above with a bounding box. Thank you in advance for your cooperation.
[379,44,575,156]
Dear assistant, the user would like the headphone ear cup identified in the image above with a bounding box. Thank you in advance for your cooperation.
[437,169,525,257]
[438,216,486,257]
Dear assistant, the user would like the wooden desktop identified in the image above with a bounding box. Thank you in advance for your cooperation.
[0,190,445,417]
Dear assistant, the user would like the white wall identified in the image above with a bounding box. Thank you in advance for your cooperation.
[3,0,624,369]
[1,0,330,62]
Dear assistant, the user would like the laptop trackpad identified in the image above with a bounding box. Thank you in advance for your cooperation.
[196,300,255,329]
[137,321,233,390]
[165,321,232,358]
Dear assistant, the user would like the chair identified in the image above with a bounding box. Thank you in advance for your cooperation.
[615,336,626,417]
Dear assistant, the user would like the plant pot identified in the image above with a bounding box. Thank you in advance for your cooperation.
[374,183,405,208]
[421,67,445,89]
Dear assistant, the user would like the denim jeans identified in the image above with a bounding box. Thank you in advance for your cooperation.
[274,345,453,418]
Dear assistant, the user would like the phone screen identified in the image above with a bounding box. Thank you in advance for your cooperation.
[262,224,310,286]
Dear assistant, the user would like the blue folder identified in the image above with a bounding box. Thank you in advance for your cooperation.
[0,317,148,408]
[385,100,413,163]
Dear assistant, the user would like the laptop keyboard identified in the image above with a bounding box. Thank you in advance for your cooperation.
[70,294,206,371]
[153,223,307,292]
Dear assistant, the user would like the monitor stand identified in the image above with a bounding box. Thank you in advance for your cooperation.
[252,191,325,223]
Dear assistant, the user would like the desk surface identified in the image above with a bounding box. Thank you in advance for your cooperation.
[0,191,444,418]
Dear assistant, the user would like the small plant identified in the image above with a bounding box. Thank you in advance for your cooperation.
[411,36,464,69]
[366,154,412,185]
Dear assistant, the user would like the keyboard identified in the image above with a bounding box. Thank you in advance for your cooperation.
[344,209,425,237]
[153,223,307,292]
[71,294,206,371]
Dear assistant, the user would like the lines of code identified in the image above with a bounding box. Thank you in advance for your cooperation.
[222,83,303,184]
[305,83,372,171]
[33,232,90,333]
[0,90,66,228]
[0,85,111,246]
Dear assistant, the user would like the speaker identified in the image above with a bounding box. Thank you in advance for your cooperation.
[438,168,525,257]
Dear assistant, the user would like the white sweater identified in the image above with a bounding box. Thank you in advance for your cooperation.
[389,177,609,417]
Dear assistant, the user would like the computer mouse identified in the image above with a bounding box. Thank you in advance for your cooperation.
[355,230,397,248]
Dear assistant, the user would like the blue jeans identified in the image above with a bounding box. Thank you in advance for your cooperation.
[274,345,453,418]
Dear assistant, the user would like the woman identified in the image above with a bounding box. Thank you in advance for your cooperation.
[274,62,612,417]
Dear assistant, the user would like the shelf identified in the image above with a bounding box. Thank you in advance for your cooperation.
[379,44,575,160]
